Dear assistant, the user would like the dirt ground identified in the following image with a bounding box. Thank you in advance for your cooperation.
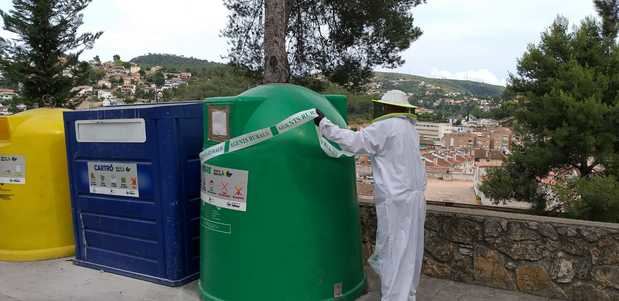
[424,179,479,205]
[358,178,479,205]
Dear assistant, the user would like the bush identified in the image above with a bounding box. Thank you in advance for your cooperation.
[564,176,619,223]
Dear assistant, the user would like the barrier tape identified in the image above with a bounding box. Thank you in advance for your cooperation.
[199,108,353,163]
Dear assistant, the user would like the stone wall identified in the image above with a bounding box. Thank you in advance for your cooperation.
[359,201,619,301]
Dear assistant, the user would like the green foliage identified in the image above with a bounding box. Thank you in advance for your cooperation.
[480,167,523,202]
[563,176,619,223]
[74,61,95,85]
[488,101,518,120]
[167,65,257,100]
[375,71,506,120]
[223,0,425,90]
[70,61,102,85]
[444,80,505,98]
[93,69,106,82]
[594,0,619,41]
[480,146,552,213]
[109,77,123,87]
[417,112,448,122]
[0,0,102,107]
[112,89,122,99]
[134,87,152,100]
[347,96,374,121]
[129,53,260,101]
[147,71,165,87]
[0,76,17,89]
[482,3,619,221]
[131,53,220,71]
[129,54,505,121]
[322,83,377,121]
[509,16,619,178]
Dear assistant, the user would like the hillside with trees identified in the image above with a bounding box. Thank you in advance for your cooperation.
[130,54,505,97]
[128,53,507,122]
[130,54,222,72]
[374,72,505,97]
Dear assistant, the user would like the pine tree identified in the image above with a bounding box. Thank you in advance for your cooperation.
[480,2,619,222]
[263,0,289,83]
[594,0,619,42]
[223,0,425,90]
[0,0,102,107]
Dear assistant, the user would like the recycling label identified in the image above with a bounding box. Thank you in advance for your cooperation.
[0,155,26,184]
[201,164,248,212]
[87,161,139,198]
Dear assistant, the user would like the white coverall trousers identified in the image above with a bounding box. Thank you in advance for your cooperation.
[319,117,427,301]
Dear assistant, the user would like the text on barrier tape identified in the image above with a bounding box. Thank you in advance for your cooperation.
[199,108,353,163]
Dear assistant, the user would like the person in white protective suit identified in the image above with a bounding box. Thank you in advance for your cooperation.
[314,91,427,301]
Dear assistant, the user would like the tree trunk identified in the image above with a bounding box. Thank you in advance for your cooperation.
[263,0,289,83]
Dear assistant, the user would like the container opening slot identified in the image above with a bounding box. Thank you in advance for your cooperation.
[75,119,146,143]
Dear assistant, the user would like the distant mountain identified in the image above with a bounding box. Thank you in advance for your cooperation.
[129,54,505,98]
[374,72,505,98]
[130,53,223,71]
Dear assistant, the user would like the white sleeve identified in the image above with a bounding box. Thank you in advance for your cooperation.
[318,118,390,156]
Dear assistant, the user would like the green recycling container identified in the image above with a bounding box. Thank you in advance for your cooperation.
[199,84,366,301]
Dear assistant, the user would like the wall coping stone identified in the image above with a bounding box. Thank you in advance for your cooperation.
[358,199,619,230]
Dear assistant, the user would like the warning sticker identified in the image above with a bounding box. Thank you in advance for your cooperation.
[0,155,26,184]
[333,282,343,298]
[201,164,248,212]
[87,161,139,198]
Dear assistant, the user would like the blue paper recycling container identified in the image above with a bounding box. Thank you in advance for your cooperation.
[64,102,203,286]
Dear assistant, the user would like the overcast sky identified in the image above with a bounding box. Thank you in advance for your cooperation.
[0,0,598,86]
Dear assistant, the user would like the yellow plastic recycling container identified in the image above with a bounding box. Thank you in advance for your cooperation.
[0,108,74,261]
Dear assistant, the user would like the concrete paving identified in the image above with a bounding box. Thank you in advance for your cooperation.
[358,267,561,301]
[0,259,561,301]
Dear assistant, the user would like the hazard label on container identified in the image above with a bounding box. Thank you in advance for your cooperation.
[201,164,248,212]
[0,155,26,184]
[87,161,139,198]
[334,282,343,298]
